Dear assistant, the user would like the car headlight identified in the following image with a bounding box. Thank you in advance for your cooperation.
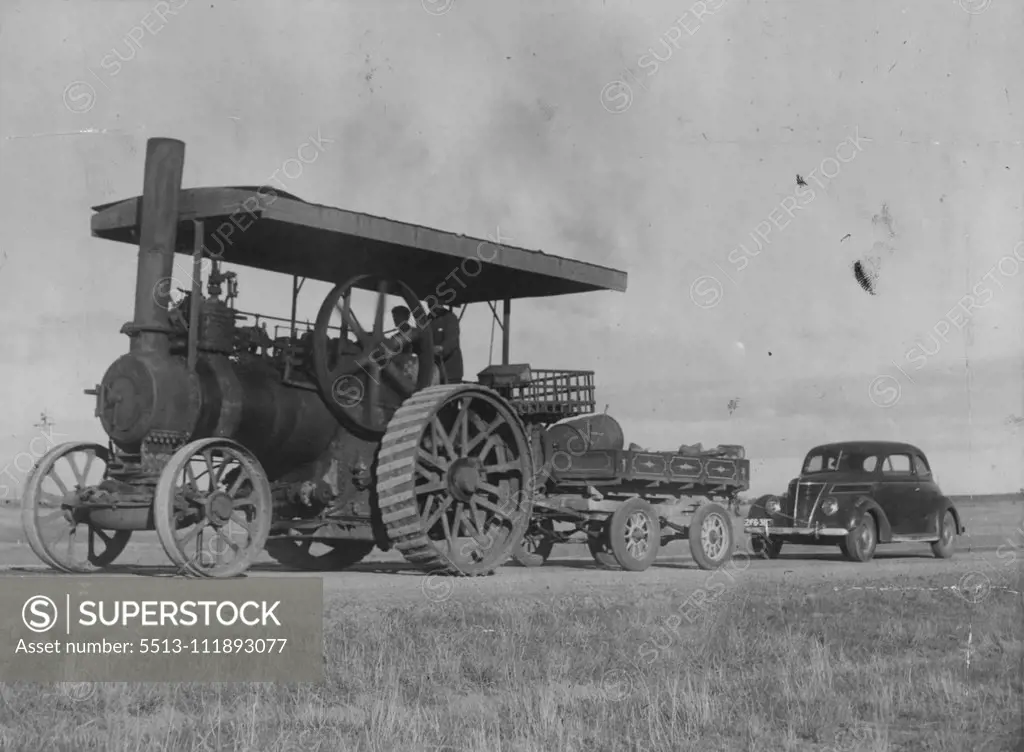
[821,498,838,515]
[765,497,781,514]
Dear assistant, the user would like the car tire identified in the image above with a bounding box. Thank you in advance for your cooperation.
[844,513,877,563]
[751,535,783,559]
[930,509,956,559]
[838,539,852,560]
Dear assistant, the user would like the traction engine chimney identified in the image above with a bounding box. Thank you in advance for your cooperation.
[129,137,185,354]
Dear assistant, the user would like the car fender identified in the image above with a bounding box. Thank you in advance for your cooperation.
[934,498,964,535]
[847,496,892,541]
[746,494,781,521]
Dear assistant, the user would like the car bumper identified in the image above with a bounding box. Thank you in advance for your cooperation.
[744,520,849,537]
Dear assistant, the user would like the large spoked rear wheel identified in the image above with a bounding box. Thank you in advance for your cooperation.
[689,502,734,570]
[154,438,273,578]
[21,442,132,573]
[606,497,660,572]
[377,384,534,576]
[265,534,376,571]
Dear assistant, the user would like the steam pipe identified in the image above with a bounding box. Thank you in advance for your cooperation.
[130,137,185,354]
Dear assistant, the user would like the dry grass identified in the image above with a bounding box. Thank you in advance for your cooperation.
[0,571,1020,752]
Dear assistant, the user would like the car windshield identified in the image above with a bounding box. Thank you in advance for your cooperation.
[802,449,878,474]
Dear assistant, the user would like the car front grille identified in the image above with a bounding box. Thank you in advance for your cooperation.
[793,482,826,525]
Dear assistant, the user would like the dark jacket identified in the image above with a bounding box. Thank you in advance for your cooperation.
[430,309,463,382]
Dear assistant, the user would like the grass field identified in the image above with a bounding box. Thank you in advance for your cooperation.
[0,573,1020,752]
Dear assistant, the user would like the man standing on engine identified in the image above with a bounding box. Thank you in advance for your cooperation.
[428,305,463,382]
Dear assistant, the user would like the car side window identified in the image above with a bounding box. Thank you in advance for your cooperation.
[861,455,879,472]
[805,455,823,472]
[912,454,931,478]
[882,454,913,475]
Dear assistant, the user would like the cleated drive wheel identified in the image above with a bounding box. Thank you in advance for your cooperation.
[264,534,376,571]
[689,502,734,570]
[512,518,555,568]
[605,497,660,572]
[21,442,132,573]
[751,535,783,560]
[376,384,534,576]
[843,513,877,563]
[154,438,273,578]
[930,509,957,559]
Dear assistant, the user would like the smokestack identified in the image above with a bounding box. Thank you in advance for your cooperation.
[130,137,185,354]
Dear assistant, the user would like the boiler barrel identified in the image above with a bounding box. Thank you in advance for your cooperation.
[98,350,337,478]
[193,355,338,478]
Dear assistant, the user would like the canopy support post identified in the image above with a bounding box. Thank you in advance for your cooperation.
[501,298,511,365]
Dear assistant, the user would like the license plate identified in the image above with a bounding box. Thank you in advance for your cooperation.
[745,518,772,527]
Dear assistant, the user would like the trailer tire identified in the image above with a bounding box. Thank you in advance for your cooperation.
[512,518,555,567]
[689,502,734,570]
[607,497,660,572]
[587,520,618,569]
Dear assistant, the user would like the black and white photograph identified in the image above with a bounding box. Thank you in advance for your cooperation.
[0,0,1020,749]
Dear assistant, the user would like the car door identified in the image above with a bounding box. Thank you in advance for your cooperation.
[875,452,918,535]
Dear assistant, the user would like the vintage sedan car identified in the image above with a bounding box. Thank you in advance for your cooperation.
[743,441,965,562]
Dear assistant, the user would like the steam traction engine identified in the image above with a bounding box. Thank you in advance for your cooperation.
[20,137,629,577]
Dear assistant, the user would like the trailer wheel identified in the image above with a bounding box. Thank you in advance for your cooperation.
[607,497,660,572]
[512,518,555,567]
[154,438,273,578]
[587,519,617,568]
[21,442,132,573]
[689,502,733,570]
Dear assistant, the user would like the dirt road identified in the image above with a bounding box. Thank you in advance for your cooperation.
[1,499,1017,609]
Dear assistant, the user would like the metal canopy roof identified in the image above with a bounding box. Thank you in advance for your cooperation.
[91,187,628,303]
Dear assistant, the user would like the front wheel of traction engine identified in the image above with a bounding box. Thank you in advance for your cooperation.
[21,442,132,573]
[154,438,273,578]
[376,384,534,576]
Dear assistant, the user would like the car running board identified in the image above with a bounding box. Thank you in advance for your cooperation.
[888,534,940,543]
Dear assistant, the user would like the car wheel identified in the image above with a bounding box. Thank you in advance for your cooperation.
[930,509,956,559]
[844,513,877,563]
[838,539,852,560]
[751,535,783,559]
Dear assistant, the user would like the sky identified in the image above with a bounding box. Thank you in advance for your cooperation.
[0,0,1021,497]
